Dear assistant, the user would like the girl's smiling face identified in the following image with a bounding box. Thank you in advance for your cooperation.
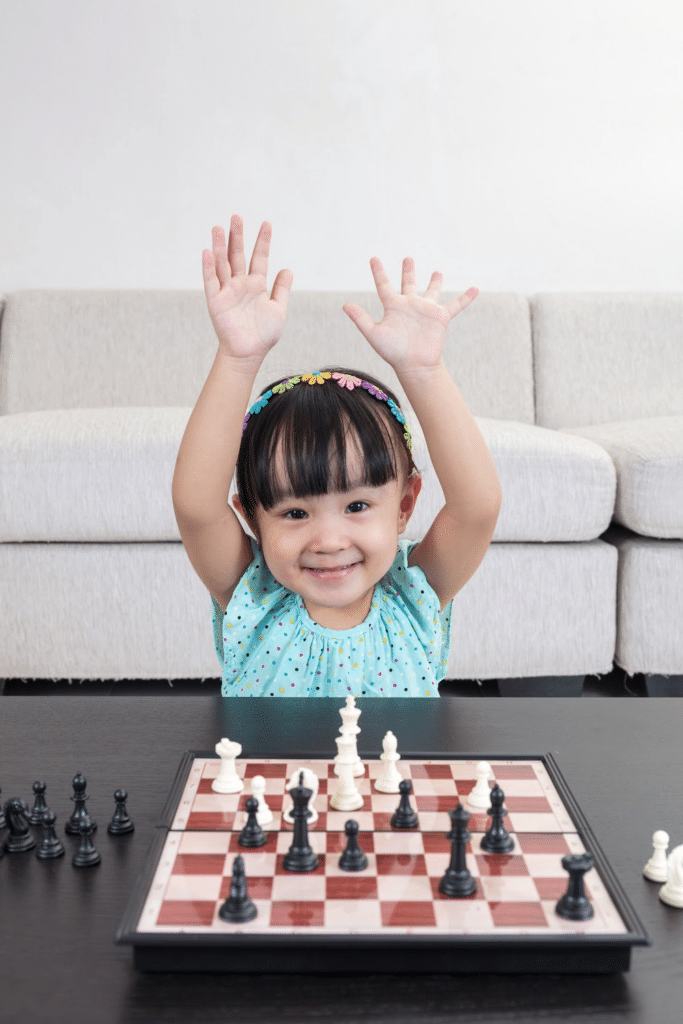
[232,445,422,630]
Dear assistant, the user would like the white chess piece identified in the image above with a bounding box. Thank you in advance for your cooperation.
[330,735,364,811]
[248,774,273,826]
[466,761,493,809]
[282,767,319,824]
[659,844,683,908]
[643,829,669,882]
[334,695,364,777]
[212,738,244,793]
[374,731,403,793]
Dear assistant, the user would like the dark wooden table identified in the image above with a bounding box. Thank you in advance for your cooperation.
[1,697,681,1024]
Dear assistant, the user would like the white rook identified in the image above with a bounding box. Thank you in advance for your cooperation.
[212,738,244,794]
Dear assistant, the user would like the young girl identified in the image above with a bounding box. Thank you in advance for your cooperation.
[172,216,502,698]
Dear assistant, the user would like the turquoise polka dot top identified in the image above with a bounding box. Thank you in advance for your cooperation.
[211,538,452,698]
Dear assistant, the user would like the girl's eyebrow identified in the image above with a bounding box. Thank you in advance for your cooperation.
[273,479,371,506]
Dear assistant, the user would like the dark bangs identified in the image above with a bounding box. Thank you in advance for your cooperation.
[236,367,416,522]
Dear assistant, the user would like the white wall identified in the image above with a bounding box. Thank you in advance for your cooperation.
[0,0,681,292]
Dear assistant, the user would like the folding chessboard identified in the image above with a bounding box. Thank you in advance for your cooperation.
[115,751,649,973]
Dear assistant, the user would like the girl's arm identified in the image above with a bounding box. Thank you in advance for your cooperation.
[343,256,502,609]
[172,218,292,609]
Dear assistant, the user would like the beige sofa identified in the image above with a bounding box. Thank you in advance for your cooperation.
[0,289,681,694]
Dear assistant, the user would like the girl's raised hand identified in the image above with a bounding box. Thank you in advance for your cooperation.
[342,256,478,374]
[202,217,293,364]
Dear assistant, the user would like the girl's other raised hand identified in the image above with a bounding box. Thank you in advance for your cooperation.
[202,216,293,365]
[342,256,478,375]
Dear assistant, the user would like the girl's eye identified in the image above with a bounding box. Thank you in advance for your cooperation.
[347,501,369,513]
[283,509,307,519]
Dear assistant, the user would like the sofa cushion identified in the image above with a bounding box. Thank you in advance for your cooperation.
[560,416,683,539]
[0,290,535,426]
[531,293,683,430]
[0,408,615,543]
[0,408,188,542]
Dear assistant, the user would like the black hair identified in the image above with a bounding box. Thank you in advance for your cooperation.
[235,366,418,524]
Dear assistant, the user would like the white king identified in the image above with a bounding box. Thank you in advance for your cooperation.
[334,695,364,777]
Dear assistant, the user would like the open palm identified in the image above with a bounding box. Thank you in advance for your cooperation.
[343,256,478,373]
[202,218,293,362]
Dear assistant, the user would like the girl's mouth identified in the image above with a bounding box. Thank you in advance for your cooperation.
[304,562,359,579]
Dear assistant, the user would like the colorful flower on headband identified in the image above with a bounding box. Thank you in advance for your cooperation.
[251,389,272,413]
[362,381,388,400]
[332,372,363,390]
[272,376,301,394]
[302,371,332,385]
[387,399,405,425]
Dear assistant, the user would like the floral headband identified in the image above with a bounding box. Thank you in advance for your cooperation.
[242,370,413,456]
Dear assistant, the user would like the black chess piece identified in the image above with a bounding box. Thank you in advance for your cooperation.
[283,771,319,872]
[107,789,134,835]
[36,810,65,860]
[72,815,101,868]
[479,784,514,853]
[219,855,258,923]
[65,772,97,835]
[28,781,49,825]
[439,803,477,897]
[238,796,267,847]
[556,852,595,921]
[338,819,368,871]
[3,797,36,853]
[390,779,419,829]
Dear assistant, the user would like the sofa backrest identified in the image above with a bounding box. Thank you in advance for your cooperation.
[531,293,683,429]
[0,289,534,426]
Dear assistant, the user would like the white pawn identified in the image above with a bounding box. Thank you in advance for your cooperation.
[248,775,273,826]
[334,695,364,778]
[374,730,403,793]
[659,844,683,908]
[330,735,364,811]
[643,829,670,882]
[211,738,243,794]
[283,767,319,824]
[467,761,493,809]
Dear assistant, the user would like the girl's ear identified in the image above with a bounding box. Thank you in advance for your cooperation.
[399,473,422,528]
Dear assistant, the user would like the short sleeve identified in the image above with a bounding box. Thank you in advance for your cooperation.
[384,539,453,679]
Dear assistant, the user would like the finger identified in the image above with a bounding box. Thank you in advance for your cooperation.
[369,257,396,304]
[201,247,221,302]
[445,285,479,320]
[248,221,272,278]
[423,270,443,303]
[342,302,376,341]
[401,257,418,296]
[212,224,231,287]
[271,267,294,310]
[227,214,246,276]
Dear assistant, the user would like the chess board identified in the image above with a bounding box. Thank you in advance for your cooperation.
[115,751,649,973]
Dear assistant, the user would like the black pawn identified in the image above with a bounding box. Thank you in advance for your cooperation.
[390,779,419,829]
[219,854,258,923]
[108,789,134,835]
[479,784,514,853]
[556,852,595,921]
[28,781,49,825]
[3,797,36,853]
[72,816,101,868]
[339,820,368,871]
[439,803,477,897]
[36,810,65,860]
[65,772,97,835]
[283,771,319,872]
[238,796,267,847]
